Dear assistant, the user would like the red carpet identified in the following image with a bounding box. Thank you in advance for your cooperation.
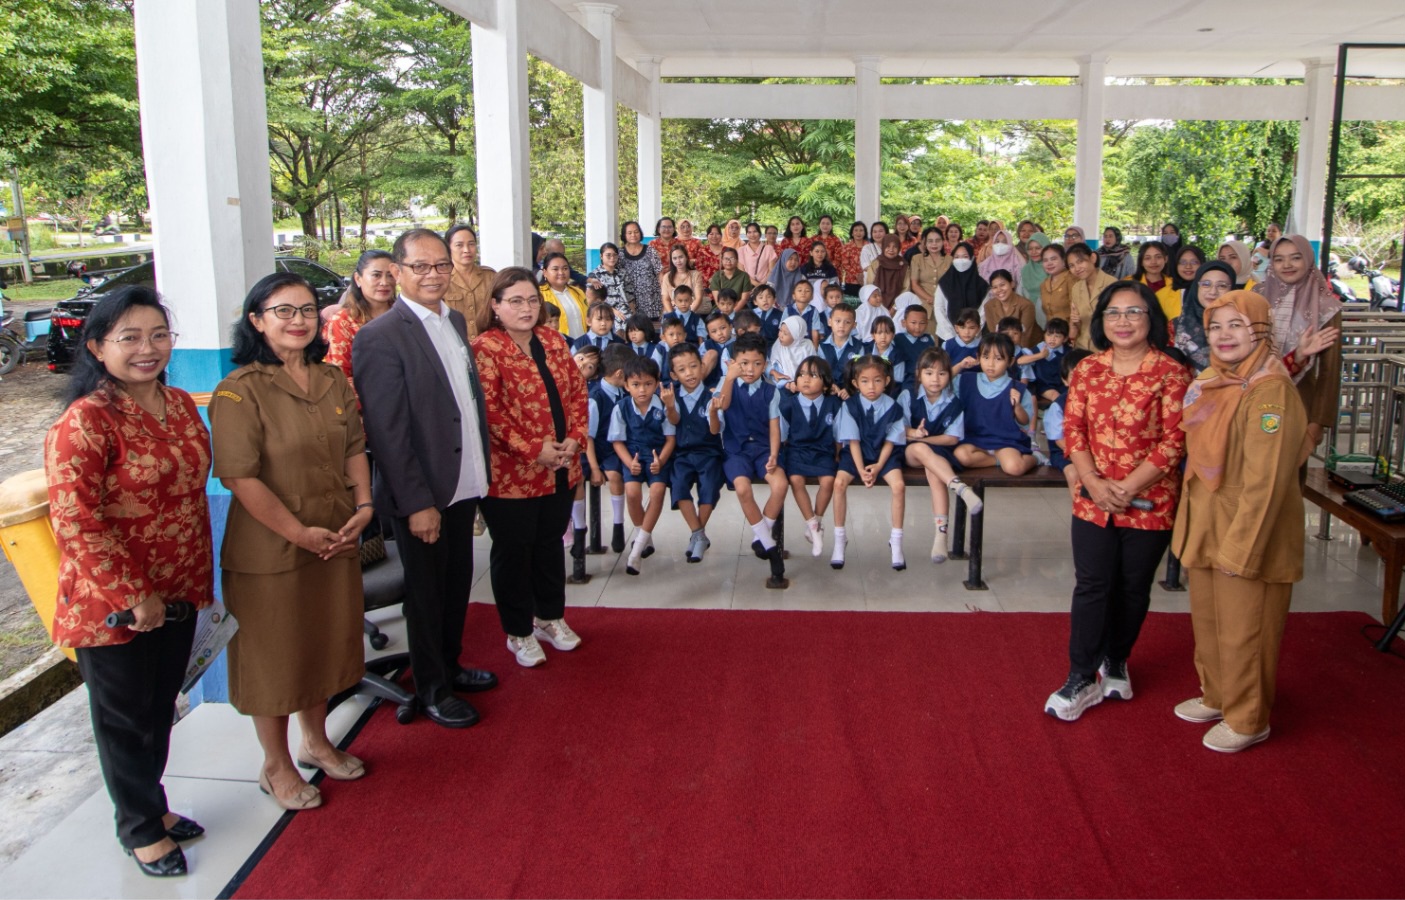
[233,608,1405,899]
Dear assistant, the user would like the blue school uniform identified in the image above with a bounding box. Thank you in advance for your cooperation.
[1027,342,1066,396]
[609,395,675,485]
[668,384,725,510]
[672,311,706,344]
[861,342,905,398]
[720,378,781,483]
[818,336,864,382]
[893,332,937,392]
[835,394,906,478]
[702,336,734,389]
[786,303,826,341]
[958,371,1034,454]
[1043,388,1071,470]
[572,331,625,353]
[588,380,625,474]
[629,340,668,371]
[943,335,981,370]
[903,386,964,470]
[755,307,785,346]
[778,391,840,478]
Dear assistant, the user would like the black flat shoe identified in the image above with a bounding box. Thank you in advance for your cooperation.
[423,696,480,728]
[126,845,187,878]
[451,668,498,693]
[611,524,626,553]
[165,815,204,842]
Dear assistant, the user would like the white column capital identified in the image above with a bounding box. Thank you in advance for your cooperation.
[853,55,881,72]
[1301,57,1336,74]
[576,2,620,22]
[1078,55,1110,69]
[636,55,663,71]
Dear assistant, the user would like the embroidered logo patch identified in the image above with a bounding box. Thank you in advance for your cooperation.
[215,390,242,403]
[1261,413,1281,434]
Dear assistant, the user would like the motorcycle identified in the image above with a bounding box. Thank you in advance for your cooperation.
[1348,257,1402,311]
[1326,258,1359,304]
[0,291,51,377]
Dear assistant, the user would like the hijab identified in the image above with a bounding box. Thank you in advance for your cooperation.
[1181,290,1293,492]
[768,248,806,307]
[1217,240,1254,287]
[722,219,743,249]
[936,241,988,320]
[1099,227,1131,276]
[1021,232,1052,302]
[1174,260,1236,372]
[874,235,909,306]
[769,315,816,381]
[978,228,1021,288]
[975,220,1007,263]
[1253,234,1343,375]
[1064,226,1087,248]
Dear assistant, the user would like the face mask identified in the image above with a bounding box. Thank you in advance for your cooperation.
[1163,234,1179,247]
[993,242,1011,257]
[952,258,973,273]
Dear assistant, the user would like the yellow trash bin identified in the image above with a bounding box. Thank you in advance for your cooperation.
[0,469,72,662]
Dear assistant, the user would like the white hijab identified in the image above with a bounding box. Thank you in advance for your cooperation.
[855,284,891,342]
[769,315,815,381]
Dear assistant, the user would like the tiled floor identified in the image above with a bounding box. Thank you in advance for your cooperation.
[0,482,1392,899]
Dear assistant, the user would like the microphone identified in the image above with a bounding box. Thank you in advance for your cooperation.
[1080,486,1154,511]
[105,601,197,629]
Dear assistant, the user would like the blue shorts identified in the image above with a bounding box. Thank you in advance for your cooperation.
[963,437,1033,455]
[1030,379,1061,398]
[783,443,838,478]
[670,451,724,509]
[592,443,623,474]
[1048,446,1070,470]
[838,450,904,479]
[905,442,962,472]
[724,442,777,484]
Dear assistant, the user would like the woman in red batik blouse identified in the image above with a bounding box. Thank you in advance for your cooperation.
[45,286,214,878]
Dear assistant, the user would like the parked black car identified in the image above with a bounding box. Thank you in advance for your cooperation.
[47,256,348,372]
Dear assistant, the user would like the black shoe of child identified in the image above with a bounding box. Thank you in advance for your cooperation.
[641,544,655,559]
[611,523,626,553]
[751,539,768,560]
[768,545,785,581]
[570,528,587,561]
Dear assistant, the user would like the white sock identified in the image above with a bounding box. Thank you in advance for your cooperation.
[934,515,948,532]
[628,529,650,567]
[611,495,625,524]
[752,520,776,551]
[932,518,948,563]
[831,526,847,563]
[572,500,587,530]
[890,528,905,568]
[763,515,776,531]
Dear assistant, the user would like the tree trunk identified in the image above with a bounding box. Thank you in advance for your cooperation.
[333,191,343,249]
[299,206,318,242]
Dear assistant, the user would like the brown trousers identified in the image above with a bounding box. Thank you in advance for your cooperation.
[1188,567,1293,734]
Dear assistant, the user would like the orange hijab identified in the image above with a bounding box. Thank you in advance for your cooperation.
[1181,290,1292,492]
[722,219,743,249]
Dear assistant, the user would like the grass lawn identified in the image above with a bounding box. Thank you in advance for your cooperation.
[1,280,85,303]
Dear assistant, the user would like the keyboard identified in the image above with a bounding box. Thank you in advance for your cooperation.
[1344,481,1405,522]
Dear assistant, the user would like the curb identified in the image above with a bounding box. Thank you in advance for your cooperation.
[0,648,81,739]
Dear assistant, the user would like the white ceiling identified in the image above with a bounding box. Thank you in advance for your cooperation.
[551,0,1405,78]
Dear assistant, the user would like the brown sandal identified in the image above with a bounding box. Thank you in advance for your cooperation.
[296,751,366,781]
[259,771,323,810]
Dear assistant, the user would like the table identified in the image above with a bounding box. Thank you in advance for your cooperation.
[1302,466,1405,625]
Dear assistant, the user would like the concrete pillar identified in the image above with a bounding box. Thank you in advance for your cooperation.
[1073,56,1108,238]
[580,3,619,267]
[133,0,274,391]
[472,0,531,269]
[637,56,663,239]
[854,57,881,226]
[1291,57,1336,245]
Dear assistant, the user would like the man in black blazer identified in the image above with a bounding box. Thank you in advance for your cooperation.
[352,228,497,728]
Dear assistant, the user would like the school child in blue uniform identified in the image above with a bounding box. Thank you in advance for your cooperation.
[779,356,841,557]
[831,354,908,571]
[714,333,789,580]
[701,312,735,390]
[996,315,1043,383]
[668,285,706,342]
[712,288,741,322]
[587,344,636,553]
[564,344,603,575]
[817,304,864,393]
[893,305,936,393]
[625,313,668,372]
[943,308,983,377]
[572,302,627,353]
[820,284,848,331]
[954,332,1038,476]
[657,318,693,390]
[1024,317,1070,402]
[785,280,826,345]
[663,343,726,563]
[902,347,985,564]
[572,344,601,385]
[863,316,905,397]
[750,283,785,346]
[1043,347,1093,499]
[609,356,676,575]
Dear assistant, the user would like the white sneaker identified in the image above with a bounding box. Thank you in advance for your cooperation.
[507,634,546,667]
[1045,674,1103,722]
[1098,658,1132,700]
[533,618,581,651]
[806,517,824,558]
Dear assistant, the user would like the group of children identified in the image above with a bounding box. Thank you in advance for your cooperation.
[543,280,1094,579]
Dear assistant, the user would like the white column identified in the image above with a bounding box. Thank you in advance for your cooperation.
[1073,56,1108,238]
[133,0,273,390]
[854,56,881,226]
[472,0,531,269]
[1291,57,1336,244]
[636,56,663,233]
[580,3,619,254]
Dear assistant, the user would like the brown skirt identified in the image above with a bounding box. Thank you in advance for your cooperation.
[222,557,365,717]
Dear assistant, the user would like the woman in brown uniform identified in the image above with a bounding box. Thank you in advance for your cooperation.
[1253,234,1342,454]
[444,224,496,341]
[1172,290,1308,753]
[210,272,372,809]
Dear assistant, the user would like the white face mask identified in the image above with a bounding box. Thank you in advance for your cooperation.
[952,258,973,273]
[993,242,1011,256]
[1163,234,1180,247]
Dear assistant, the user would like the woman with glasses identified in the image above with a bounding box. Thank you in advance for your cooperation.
[46,286,212,878]
[209,272,372,812]
[1174,260,1236,372]
[1045,281,1192,723]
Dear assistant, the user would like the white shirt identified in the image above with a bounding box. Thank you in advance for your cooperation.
[404,296,489,505]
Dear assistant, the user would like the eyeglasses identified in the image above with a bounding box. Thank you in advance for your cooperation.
[261,304,319,320]
[402,262,454,275]
[499,295,542,310]
[105,331,177,349]
[1198,280,1233,291]
[1103,308,1149,321]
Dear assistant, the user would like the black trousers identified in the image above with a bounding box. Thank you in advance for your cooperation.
[480,489,573,638]
[390,498,477,705]
[1068,516,1172,679]
[74,614,196,850]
